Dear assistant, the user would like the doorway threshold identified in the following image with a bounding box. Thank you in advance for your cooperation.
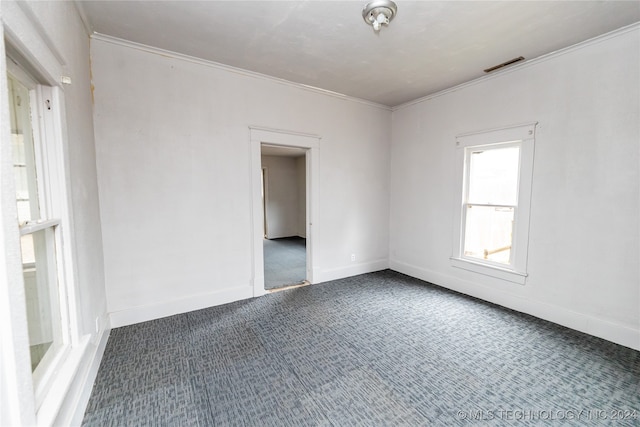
[266,280,310,294]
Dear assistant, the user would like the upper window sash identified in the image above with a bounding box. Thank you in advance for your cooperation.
[464,142,521,206]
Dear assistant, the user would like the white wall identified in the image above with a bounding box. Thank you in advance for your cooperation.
[297,155,306,238]
[261,155,301,239]
[91,37,391,326]
[0,0,108,424]
[390,27,640,350]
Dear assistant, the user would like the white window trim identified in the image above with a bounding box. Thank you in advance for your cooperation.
[450,122,537,285]
[5,53,86,425]
[32,84,79,411]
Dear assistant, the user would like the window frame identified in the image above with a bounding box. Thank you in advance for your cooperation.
[6,57,79,413]
[462,141,520,267]
[450,122,537,284]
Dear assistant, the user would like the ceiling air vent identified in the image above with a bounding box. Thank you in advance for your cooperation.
[484,56,525,73]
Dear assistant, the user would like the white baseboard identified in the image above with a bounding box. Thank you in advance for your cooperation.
[315,258,389,284]
[390,259,640,351]
[109,286,254,328]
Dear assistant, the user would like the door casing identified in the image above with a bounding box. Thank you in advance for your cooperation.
[249,126,320,296]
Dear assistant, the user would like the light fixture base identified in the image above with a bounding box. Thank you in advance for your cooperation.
[362,0,397,32]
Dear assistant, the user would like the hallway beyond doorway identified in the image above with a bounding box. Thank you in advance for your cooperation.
[264,237,306,290]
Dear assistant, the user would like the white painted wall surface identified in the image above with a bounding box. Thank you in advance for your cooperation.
[390,27,640,350]
[0,0,108,424]
[91,37,391,326]
[297,155,306,238]
[261,155,300,239]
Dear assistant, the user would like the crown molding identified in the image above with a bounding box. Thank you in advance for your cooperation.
[392,22,640,112]
[90,33,391,112]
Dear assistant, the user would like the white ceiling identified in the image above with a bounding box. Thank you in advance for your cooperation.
[79,1,640,107]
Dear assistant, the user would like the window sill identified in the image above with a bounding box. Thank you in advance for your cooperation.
[36,335,90,426]
[450,257,527,285]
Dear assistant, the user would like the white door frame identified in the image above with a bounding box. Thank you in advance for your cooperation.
[249,126,320,297]
[261,167,269,239]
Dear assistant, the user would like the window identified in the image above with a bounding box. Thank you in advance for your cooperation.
[7,62,73,408]
[464,144,519,264]
[451,123,536,284]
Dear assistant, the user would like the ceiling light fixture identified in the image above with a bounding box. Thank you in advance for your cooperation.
[362,0,397,33]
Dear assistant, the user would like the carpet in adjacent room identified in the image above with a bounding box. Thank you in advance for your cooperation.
[263,236,306,290]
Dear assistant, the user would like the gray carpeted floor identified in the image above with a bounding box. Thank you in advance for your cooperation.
[264,237,306,290]
[82,270,640,426]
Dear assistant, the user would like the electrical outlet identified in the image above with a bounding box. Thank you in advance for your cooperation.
[351,253,356,262]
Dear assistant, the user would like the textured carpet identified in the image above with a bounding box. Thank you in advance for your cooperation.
[263,237,306,290]
[82,270,640,426]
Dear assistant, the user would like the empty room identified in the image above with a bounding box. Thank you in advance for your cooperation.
[1,1,638,425]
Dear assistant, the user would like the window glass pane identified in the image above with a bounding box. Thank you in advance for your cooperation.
[8,75,40,224]
[21,228,63,372]
[467,146,520,205]
[464,205,514,265]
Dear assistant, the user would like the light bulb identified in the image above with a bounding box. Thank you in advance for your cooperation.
[372,20,380,31]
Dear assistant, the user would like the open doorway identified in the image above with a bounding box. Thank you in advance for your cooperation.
[250,127,320,297]
[261,145,306,290]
